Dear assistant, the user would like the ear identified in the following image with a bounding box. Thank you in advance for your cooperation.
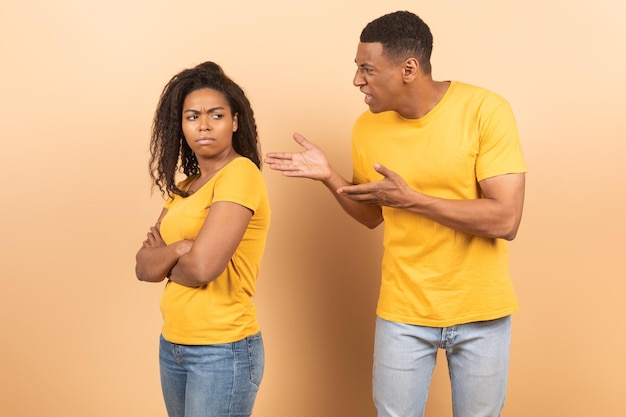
[232,113,239,132]
[402,58,419,82]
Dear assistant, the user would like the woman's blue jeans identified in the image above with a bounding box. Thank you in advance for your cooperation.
[373,316,511,417]
[159,332,264,417]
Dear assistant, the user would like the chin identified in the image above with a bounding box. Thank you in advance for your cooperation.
[367,102,390,114]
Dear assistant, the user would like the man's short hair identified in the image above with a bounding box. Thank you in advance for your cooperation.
[360,11,433,74]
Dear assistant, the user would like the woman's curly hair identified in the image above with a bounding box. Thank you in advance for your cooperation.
[149,61,261,198]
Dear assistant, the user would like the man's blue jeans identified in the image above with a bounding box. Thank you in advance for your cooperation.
[159,332,264,417]
[373,316,511,417]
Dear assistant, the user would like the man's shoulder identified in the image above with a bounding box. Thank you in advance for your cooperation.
[450,81,508,103]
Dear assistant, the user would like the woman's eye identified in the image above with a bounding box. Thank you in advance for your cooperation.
[211,114,224,120]
[186,114,198,121]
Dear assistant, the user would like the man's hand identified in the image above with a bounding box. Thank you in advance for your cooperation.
[264,133,332,181]
[337,163,414,208]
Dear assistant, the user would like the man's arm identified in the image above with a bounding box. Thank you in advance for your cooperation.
[338,163,525,240]
[265,133,383,228]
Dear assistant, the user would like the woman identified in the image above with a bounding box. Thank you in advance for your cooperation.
[135,61,270,417]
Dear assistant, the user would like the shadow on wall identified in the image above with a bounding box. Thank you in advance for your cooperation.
[255,178,382,417]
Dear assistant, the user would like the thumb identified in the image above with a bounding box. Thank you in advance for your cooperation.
[293,133,314,150]
[374,163,392,177]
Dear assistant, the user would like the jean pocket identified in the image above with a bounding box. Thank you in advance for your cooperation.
[246,332,265,386]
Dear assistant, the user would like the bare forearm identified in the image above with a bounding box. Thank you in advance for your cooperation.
[166,254,225,288]
[337,168,525,239]
[322,169,383,229]
[135,241,190,283]
[406,192,522,240]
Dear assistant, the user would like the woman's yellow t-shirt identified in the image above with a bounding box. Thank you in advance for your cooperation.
[352,81,527,327]
[158,157,270,344]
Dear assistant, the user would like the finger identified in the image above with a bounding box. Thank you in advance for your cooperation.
[373,163,395,178]
[337,183,376,195]
[264,152,293,160]
[265,162,302,172]
[293,133,314,149]
[281,170,311,178]
[340,192,377,204]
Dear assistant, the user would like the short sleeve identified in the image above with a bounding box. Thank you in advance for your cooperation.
[475,95,527,181]
[212,158,265,213]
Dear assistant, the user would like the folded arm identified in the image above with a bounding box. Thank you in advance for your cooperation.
[135,208,193,283]
[167,201,252,287]
[135,200,252,287]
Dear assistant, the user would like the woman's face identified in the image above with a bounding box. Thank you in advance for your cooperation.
[181,88,238,162]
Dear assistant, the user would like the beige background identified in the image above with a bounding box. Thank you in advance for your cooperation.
[1,0,625,416]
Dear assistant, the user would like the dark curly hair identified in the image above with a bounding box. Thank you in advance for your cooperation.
[149,61,261,198]
[360,11,433,74]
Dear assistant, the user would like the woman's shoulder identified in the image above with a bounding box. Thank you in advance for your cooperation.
[220,156,262,176]
[213,157,266,191]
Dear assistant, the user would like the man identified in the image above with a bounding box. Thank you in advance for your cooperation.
[265,10,526,417]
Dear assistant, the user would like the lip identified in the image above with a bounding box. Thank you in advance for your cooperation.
[195,136,215,145]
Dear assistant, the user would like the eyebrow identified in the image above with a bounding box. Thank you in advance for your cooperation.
[183,106,226,114]
[355,60,373,69]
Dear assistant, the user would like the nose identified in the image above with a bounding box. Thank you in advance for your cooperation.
[199,114,212,131]
[353,70,365,87]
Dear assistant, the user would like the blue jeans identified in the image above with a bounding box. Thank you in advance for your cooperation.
[159,332,264,417]
[373,316,511,417]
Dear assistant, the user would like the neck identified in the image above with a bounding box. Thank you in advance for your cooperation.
[187,154,239,194]
[196,151,238,179]
[397,79,450,119]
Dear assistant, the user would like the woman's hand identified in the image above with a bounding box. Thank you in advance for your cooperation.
[136,209,193,283]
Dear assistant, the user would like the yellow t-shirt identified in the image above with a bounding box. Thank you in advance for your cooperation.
[159,157,271,344]
[352,81,527,327]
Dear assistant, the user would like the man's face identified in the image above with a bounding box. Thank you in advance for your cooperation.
[353,42,405,113]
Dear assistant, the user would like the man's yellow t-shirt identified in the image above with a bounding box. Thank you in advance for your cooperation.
[352,81,527,327]
[158,157,270,344]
